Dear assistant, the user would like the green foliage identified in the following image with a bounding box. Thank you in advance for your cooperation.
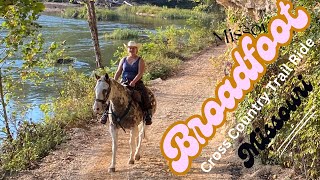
[231,0,320,178]
[64,5,216,21]
[0,0,46,141]
[63,7,120,21]
[192,0,224,13]
[95,7,120,21]
[116,4,223,21]
[0,1,96,175]
[0,43,96,174]
[0,122,65,172]
[63,7,88,19]
[131,0,198,9]
[49,68,95,128]
[105,29,141,40]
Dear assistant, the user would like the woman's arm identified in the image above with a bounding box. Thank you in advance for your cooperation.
[114,58,125,81]
[130,58,145,87]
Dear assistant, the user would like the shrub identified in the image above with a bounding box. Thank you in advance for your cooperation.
[0,67,96,174]
[0,122,65,172]
[105,29,141,40]
[95,8,120,21]
[63,7,120,21]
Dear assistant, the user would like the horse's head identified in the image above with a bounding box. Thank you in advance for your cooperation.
[93,73,111,115]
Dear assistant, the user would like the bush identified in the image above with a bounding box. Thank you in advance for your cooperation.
[63,7,120,21]
[0,68,96,175]
[146,57,181,79]
[105,29,141,40]
[0,122,65,172]
[63,7,88,19]
[116,4,223,22]
[96,8,120,21]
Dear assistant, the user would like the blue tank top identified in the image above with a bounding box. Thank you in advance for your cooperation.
[122,57,140,82]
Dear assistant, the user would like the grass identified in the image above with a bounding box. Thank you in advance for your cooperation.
[116,5,220,20]
[63,7,120,21]
[63,5,224,24]
[105,29,141,40]
[96,8,120,21]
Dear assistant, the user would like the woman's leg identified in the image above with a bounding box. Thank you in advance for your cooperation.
[135,81,152,125]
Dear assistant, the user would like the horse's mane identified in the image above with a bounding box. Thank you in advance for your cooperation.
[109,78,131,97]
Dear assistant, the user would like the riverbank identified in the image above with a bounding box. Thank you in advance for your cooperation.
[58,2,224,23]
[43,2,81,14]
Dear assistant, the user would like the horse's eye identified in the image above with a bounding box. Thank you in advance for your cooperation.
[98,80,102,82]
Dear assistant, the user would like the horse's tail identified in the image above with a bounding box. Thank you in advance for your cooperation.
[146,87,157,116]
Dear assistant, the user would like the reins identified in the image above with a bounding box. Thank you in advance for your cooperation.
[110,99,132,133]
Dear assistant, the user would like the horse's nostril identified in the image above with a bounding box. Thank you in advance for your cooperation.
[97,108,100,111]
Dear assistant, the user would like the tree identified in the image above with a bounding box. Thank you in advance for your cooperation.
[0,0,45,141]
[85,0,103,68]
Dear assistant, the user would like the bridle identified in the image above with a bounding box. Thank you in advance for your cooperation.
[95,98,107,104]
[95,79,111,105]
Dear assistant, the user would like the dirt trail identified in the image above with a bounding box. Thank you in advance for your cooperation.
[11,45,295,180]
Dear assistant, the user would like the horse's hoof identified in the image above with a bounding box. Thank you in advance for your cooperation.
[128,160,134,164]
[108,168,115,173]
[135,155,141,161]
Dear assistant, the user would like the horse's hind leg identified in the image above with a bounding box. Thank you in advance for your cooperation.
[109,124,118,172]
[135,122,145,161]
[128,126,138,164]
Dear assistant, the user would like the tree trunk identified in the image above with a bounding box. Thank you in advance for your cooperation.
[86,0,103,69]
[0,69,13,142]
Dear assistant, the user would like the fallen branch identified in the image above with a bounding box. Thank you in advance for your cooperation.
[123,1,133,6]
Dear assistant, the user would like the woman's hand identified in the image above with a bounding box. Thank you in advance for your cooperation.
[129,81,136,87]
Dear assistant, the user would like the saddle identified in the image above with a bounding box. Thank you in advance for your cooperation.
[121,81,142,104]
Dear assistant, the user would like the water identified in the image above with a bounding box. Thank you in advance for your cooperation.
[0,14,186,133]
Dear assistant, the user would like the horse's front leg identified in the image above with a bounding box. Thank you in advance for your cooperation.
[129,126,138,164]
[109,124,118,172]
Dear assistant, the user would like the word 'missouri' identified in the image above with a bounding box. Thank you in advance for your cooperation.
[160,0,311,175]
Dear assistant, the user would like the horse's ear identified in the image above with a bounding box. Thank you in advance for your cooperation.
[95,74,100,80]
[104,73,109,81]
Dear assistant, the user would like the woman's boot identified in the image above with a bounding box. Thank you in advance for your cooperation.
[144,109,152,125]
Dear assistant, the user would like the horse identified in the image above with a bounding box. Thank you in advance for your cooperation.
[92,73,156,172]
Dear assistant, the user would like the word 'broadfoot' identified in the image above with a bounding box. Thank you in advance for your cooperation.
[160,0,310,175]
[238,75,313,168]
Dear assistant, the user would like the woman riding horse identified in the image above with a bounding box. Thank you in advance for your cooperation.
[100,41,153,125]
